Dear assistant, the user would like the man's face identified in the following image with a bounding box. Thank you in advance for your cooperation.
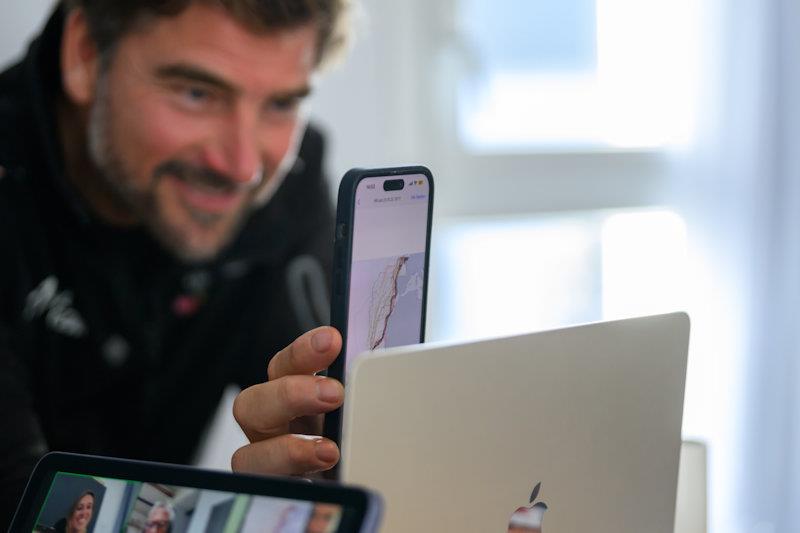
[305,502,340,533]
[144,506,171,532]
[88,3,317,261]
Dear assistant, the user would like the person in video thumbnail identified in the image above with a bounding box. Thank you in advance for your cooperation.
[304,502,341,533]
[53,490,95,533]
[143,501,175,533]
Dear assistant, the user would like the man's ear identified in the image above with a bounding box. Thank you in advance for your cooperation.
[61,8,100,105]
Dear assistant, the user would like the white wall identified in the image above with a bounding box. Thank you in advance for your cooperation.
[0,1,55,70]
[92,478,130,532]
[308,0,428,184]
[185,490,234,533]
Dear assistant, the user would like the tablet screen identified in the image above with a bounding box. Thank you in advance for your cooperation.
[30,471,347,533]
[12,453,378,533]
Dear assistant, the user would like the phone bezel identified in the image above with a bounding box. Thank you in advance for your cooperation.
[322,166,435,460]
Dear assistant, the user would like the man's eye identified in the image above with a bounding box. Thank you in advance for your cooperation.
[185,86,210,103]
[170,84,219,110]
[269,96,301,114]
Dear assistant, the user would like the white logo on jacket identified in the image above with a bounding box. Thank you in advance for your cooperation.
[23,276,87,338]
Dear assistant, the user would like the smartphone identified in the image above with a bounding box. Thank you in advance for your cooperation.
[323,166,434,450]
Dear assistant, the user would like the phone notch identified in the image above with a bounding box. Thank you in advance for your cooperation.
[382,179,405,191]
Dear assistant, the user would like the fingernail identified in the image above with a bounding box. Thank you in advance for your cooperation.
[311,330,332,352]
[315,439,339,463]
[316,378,341,403]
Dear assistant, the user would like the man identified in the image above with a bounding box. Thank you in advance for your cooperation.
[305,502,341,533]
[143,502,174,533]
[0,0,351,524]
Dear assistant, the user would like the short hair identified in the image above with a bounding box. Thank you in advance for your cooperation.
[149,501,176,522]
[62,0,351,68]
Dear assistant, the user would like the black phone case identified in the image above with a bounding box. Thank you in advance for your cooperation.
[322,166,435,467]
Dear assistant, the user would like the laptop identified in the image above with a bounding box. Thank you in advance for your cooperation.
[11,452,382,533]
[340,312,689,533]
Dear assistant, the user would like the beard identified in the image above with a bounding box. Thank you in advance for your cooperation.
[86,74,262,264]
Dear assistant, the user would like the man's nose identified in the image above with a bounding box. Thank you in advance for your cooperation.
[206,113,262,185]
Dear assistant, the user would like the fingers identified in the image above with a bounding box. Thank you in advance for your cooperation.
[231,434,340,476]
[268,326,342,381]
[233,374,343,441]
[230,327,344,477]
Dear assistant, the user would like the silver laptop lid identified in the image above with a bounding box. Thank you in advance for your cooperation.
[341,312,689,533]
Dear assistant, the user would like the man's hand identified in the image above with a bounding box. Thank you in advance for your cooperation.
[231,326,343,476]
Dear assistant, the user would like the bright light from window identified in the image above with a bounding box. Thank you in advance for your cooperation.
[596,0,699,148]
[601,210,689,318]
[429,210,689,343]
[457,0,701,151]
[427,215,601,343]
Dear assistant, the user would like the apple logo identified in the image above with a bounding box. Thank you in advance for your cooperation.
[507,482,548,533]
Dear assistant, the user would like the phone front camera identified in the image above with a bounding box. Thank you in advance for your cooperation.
[383,179,405,191]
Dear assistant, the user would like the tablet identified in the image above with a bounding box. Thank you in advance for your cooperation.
[10,452,381,533]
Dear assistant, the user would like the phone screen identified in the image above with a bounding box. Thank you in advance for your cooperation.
[343,173,431,372]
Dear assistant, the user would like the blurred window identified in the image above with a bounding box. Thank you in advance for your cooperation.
[455,0,700,151]
[428,209,688,342]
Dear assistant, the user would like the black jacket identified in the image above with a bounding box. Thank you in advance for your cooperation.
[0,8,334,525]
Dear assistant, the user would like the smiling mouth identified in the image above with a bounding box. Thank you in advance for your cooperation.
[154,160,252,216]
[172,175,244,215]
